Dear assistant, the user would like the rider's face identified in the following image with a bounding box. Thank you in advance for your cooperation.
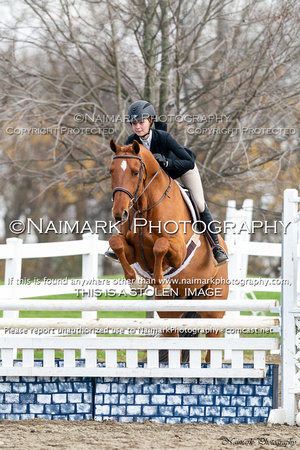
[131,119,151,137]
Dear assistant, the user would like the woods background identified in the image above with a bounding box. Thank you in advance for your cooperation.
[0,0,299,278]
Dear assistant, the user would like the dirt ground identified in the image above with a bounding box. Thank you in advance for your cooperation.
[0,419,299,450]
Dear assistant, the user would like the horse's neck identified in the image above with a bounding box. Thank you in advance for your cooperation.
[141,168,169,209]
[134,149,173,214]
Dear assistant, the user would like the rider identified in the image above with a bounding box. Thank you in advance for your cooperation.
[105,100,229,266]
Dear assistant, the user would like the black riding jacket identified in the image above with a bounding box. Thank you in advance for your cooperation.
[125,129,196,179]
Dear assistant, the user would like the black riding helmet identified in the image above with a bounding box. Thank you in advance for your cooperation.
[127,100,156,123]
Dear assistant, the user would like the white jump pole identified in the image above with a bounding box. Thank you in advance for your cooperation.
[0,316,280,331]
[0,299,279,312]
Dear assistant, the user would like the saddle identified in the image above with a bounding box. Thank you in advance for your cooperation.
[132,184,203,280]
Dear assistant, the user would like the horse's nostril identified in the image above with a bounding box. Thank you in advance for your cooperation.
[114,210,129,224]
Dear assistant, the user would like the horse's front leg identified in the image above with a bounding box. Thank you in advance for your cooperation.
[109,234,136,281]
[157,311,180,362]
[200,311,225,363]
[153,236,187,295]
[199,268,228,363]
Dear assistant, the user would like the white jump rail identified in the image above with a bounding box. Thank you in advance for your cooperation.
[0,316,280,331]
[0,299,279,311]
[0,337,278,378]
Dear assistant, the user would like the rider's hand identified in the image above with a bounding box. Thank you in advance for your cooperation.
[153,153,168,168]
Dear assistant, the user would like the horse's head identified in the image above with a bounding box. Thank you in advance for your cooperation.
[109,139,146,224]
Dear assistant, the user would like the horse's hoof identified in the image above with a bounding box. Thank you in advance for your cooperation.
[130,278,148,292]
[181,350,190,363]
[179,312,200,364]
[155,283,173,296]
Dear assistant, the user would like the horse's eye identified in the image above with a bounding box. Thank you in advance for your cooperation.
[133,170,139,177]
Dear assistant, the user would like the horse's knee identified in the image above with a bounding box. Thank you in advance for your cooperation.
[110,235,135,260]
[109,234,125,251]
[153,238,170,257]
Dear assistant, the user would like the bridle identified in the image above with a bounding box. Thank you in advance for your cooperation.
[111,153,172,276]
[112,155,147,206]
[112,154,171,221]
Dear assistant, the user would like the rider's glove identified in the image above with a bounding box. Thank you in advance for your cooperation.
[153,153,168,168]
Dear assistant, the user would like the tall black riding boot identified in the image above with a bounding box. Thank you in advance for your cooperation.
[200,203,229,266]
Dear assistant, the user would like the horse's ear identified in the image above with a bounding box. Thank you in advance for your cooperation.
[110,139,118,153]
[132,140,140,155]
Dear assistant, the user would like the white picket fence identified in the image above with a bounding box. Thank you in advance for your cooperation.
[0,198,288,380]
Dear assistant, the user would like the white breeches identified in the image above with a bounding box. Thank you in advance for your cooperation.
[180,165,205,213]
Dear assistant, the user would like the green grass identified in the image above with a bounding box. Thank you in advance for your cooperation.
[0,285,148,319]
[15,349,148,362]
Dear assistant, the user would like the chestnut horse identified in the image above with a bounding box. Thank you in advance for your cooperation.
[108,139,229,362]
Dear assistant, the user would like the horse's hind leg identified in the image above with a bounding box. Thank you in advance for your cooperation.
[200,266,229,363]
[158,310,200,364]
[198,307,225,363]
[157,311,180,363]
[180,311,201,363]
[152,238,170,293]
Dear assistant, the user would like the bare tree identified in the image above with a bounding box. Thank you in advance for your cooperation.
[0,0,299,223]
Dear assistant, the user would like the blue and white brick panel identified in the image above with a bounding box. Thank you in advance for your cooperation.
[0,364,278,423]
[94,364,278,424]
[0,376,93,421]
